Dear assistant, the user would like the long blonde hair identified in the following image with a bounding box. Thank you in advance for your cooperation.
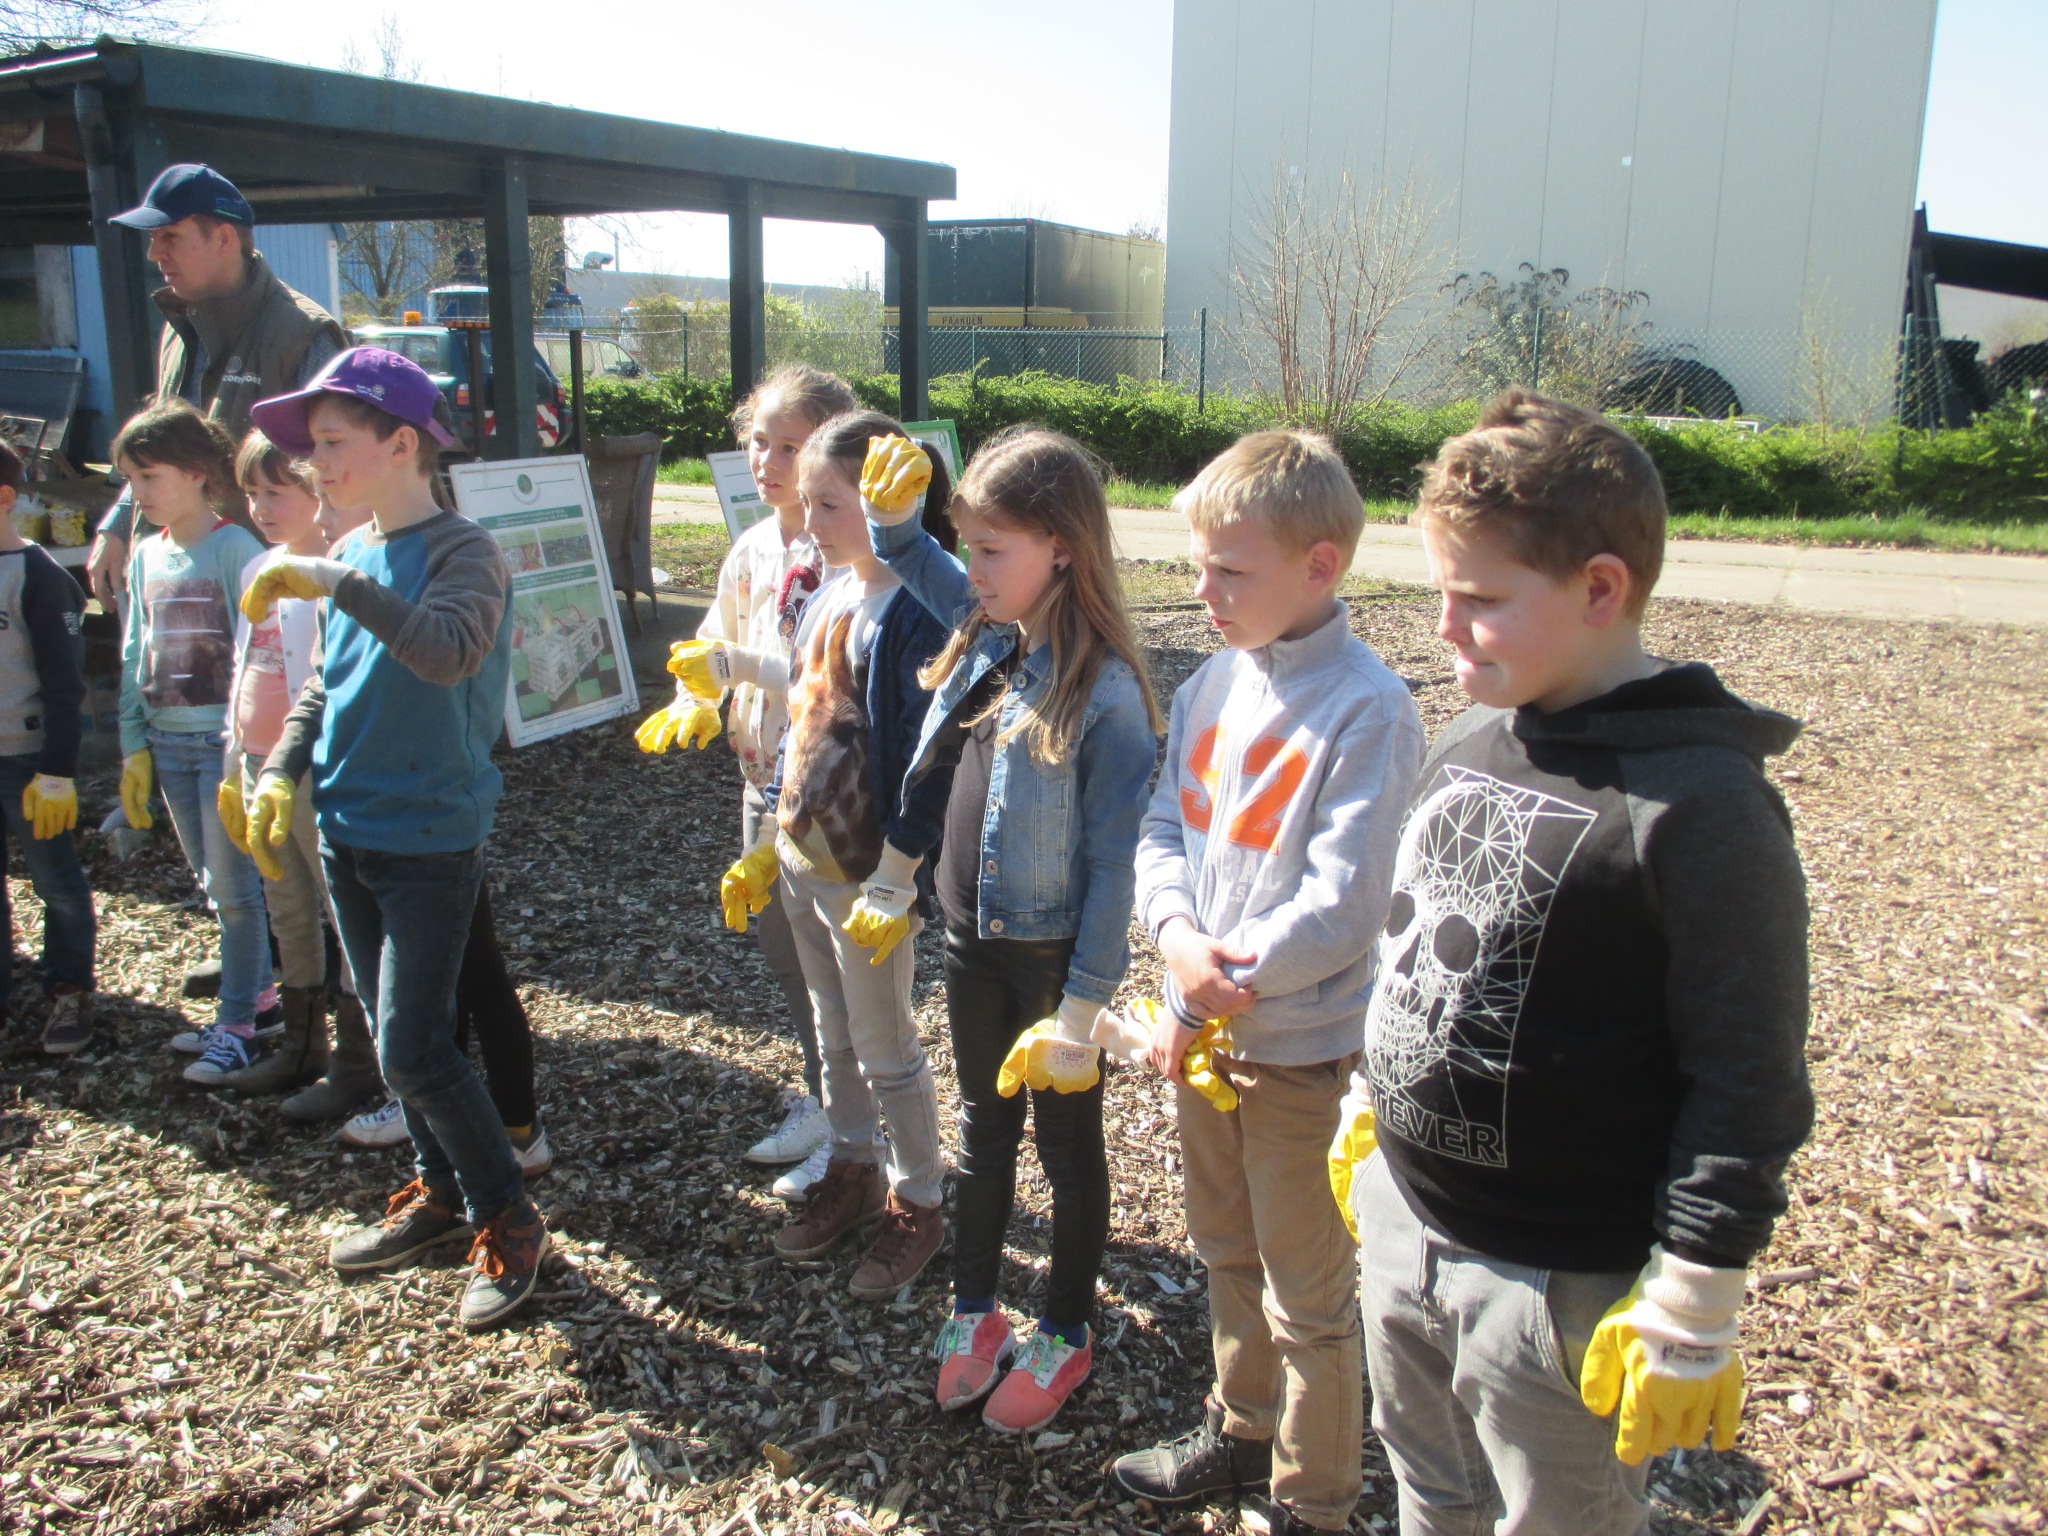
[920,427,1163,764]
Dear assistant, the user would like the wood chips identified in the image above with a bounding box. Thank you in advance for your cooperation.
[1,590,2042,1535]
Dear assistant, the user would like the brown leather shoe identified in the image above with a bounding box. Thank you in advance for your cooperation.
[849,1191,943,1299]
[774,1158,885,1261]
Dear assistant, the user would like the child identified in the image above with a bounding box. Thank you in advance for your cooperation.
[242,346,546,1330]
[112,401,275,1084]
[1116,431,1426,1535]
[857,426,1162,1432]
[0,442,96,1055]
[212,433,333,1093]
[638,364,856,1197]
[674,410,954,1301]
[1328,389,1812,1535]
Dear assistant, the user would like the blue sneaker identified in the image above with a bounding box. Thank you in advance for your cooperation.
[184,1027,258,1085]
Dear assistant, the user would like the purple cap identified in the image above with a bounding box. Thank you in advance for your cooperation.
[249,346,457,455]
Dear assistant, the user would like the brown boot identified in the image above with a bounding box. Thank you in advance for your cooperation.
[221,985,329,1095]
[280,992,383,1122]
[848,1191,944,1300]
[773,1159,885,1261]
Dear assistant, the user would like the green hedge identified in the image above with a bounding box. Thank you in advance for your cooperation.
[588,369,2048,524]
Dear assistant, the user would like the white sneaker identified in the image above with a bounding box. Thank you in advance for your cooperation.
[746,1093,828,1165]
[511,1125,553,1176]
[340,1098,410,1149]
[771,1139,833,1201]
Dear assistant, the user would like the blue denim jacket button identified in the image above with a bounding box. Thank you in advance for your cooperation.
[989,918,1005,934]
[985,860,998,874]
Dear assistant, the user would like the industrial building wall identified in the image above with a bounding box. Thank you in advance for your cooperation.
[1165,0,1939,418]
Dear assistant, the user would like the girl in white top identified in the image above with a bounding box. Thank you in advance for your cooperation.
[635,365,858,1190]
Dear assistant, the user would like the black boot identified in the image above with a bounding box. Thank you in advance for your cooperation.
[1109,1396,1272,1505]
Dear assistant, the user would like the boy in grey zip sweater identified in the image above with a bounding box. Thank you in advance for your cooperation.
[1114,432,1424,1535]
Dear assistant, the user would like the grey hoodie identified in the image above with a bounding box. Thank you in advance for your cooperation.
[1136,605,1427,1065]
[1360,661,1812,1273]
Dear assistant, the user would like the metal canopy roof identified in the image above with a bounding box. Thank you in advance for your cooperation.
[0,37,950,451]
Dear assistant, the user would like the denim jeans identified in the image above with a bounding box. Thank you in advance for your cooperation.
[1354,1153,1649,1536]
[322,836,524,1222]
[148,728,268,1027]
[0,751,95,1010]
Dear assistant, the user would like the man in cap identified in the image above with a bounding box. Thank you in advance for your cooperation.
[87,163,349,608]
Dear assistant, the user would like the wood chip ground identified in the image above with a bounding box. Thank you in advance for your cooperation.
[2,590,2042,1535]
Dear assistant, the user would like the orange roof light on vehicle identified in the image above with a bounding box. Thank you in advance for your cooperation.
[403,310,422,324]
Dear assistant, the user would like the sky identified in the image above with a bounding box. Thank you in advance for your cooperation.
[186,0,2040,288]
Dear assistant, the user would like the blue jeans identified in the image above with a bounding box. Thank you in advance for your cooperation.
[148,729,268,1027]
[0,752,96,1010]
[321,836,524,1222]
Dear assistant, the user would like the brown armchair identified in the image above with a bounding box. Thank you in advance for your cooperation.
[584,432,663,633]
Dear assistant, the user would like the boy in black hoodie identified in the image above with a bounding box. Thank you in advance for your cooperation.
[1328,390,1811,1535]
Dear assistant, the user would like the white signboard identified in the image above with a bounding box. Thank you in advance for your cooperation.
[449,456,642,748]
[708,450,771,540]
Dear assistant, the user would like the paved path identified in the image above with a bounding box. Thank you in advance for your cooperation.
[652,483,2048,627]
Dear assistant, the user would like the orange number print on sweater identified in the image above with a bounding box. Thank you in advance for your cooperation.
[1178,723,1309,855]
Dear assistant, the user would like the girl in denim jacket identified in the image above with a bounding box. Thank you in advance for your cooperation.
[855,427,1163,1434]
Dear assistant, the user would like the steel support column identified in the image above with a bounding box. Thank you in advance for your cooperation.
[728,179,767,396]
[483,153,540,459]
[882,200,928,421]
[74,82,165,420]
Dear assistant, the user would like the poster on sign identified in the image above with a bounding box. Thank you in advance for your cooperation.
[708,451,771,540]
[450,456,641,748]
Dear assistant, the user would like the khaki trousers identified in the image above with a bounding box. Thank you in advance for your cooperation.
[1178,1051,1363,1530]
[239,754,325,989]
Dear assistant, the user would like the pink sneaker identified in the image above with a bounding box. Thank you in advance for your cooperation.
[933,1308,1016,1411]
[981,1326,1090,1434]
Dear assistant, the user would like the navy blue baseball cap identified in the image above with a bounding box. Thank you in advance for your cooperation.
[110,164,254,230]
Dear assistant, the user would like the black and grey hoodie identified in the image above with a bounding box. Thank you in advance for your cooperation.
[1358,661,1812,1273]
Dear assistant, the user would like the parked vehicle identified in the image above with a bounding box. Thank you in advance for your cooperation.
[353,321,566,450]
[537,332,642,382]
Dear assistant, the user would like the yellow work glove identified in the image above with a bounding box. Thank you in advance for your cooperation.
[1127,997,1238,1112]
[243,773,296,883]
[997,997,1105,1097]
[859,435,933,526]
[217,778,249,852]
[22,774,78,841]
[1580,1247,1748,1465]
[239,556,352,622]
[635,690,722,753]
[667,638,764,703]
[1181,1018,1239,1113]
[841,842,920,965]
[119,749,154,831]
[720,837,779,934]
[1327,1080,1379,1242]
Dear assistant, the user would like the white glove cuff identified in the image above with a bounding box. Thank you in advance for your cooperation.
[1638,1246,1746,1343]
[719,645,765,689]
[871,841,922,890]
[1054,995,1101,1044]
[861,490,926,528]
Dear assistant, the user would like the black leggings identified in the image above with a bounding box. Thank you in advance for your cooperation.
[453,885,538,1129]
[945,924,1109,1330]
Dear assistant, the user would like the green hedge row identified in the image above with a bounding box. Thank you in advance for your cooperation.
[586,369,2048,524]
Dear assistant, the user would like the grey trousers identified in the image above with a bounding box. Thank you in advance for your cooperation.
[742,784,821,1099]
[1355,1154,1650,1536]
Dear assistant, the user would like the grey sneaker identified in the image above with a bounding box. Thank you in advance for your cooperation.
[182,1027,257,1085]
[329,1179,473,1273]
[511,1124,552,1176]
[1109,1397,1273,1506]
[771,1139,833,1201]
[340,1098,410,1147]
[459,1201,550,1330]
[747,1093,828,1164]
[171,1008,284,1054]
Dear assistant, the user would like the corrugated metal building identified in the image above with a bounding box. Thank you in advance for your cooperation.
[1165,0,1940,417]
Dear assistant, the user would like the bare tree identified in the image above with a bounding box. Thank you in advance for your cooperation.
[1,0,199,53]
[1228,167,1457,434]
[1447,265,1652,410]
